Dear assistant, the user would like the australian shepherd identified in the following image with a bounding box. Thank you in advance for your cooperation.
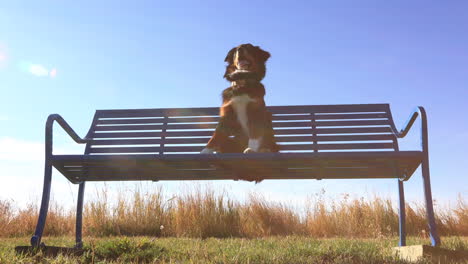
[201,44,278,154]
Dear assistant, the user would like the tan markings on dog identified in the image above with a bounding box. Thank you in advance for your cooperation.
[231,79,247,87]
[233,50,240,69]
[230,94,256,136]
[220,101,231,116]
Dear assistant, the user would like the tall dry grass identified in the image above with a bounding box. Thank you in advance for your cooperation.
[1,187,466,238]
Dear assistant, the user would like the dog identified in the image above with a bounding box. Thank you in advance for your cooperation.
[201,44,278,154]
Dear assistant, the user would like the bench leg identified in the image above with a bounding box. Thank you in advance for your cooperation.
[30,162,52,247]
[75,182,85,249]
[398,180,406,246]
[421,157,441,246]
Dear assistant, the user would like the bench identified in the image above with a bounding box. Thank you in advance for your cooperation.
[27,103,441,250]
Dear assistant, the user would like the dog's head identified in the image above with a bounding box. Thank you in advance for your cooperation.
[223,44,270,82]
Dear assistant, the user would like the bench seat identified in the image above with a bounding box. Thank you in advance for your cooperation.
[53,151,422,183]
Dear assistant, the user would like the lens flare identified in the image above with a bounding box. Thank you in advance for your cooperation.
[49,68,57,78]
[0,45,7,69]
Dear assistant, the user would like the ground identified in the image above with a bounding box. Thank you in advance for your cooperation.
[1,236,467,263]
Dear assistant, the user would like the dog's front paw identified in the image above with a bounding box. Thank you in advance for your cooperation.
[243,148,256,154]
[200,148,215,154]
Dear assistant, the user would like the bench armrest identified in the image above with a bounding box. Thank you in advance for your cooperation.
[395,106,426,138]
[45,114,88,158]
[393,106,429,154]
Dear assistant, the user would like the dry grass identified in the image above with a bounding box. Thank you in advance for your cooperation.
[0,187,466,238]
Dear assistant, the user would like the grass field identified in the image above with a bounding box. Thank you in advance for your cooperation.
[1,236,467,263]
[1,187,467,238]
[1,187,467,263]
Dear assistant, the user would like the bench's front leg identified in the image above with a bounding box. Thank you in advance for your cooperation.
[75,182,85,248]
[421,155,440,246]
[398,180,406,246]
[418,108,440,247]
[30,161,52,247]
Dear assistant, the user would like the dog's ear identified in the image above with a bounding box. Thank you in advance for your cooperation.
[223,47,237,80]
[254,46,271,62]
[224,47,236,63]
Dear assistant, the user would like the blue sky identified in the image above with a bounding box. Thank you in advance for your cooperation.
[0,1,467,208]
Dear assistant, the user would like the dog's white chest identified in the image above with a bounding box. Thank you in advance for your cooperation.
[230,94,256,135]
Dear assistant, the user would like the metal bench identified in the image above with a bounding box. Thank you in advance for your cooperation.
[28,103,440,249]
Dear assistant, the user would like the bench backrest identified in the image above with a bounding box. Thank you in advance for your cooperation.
[84,104,399,155]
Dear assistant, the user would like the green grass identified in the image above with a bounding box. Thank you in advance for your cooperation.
[1,236,467,263]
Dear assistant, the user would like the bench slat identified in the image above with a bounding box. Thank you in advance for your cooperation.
[308,134,394,141]
[268,104,389,114]
[272,114,312,121]
[98,116,220,125]
[95,124,166,131]
[90,127,393,139]
[97,108,219,118]
[94,123,217,131]
[88,134,395,146]
[91,131,214,138]
[314,127,392,134]
[95,104,390,119]
[95,121,328,131]
[166,117,219,123]
[312,113,388,120]
[97,113,389,126]
[312,120,389,127]
[90,138,209,145]
[91,129,316,139]
[98,118,165,125]
[89,147,163,153]
[89,142,394,154]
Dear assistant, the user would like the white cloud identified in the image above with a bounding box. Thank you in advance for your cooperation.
[29,64,50,77]
[24,64,58,78]
[0,137,85,162]
[0,137,44,162]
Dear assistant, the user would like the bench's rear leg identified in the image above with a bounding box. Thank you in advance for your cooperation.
[30,161,52,247]
[421,157,441,246]
[75,182,85,248]
[398,180,406,246]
